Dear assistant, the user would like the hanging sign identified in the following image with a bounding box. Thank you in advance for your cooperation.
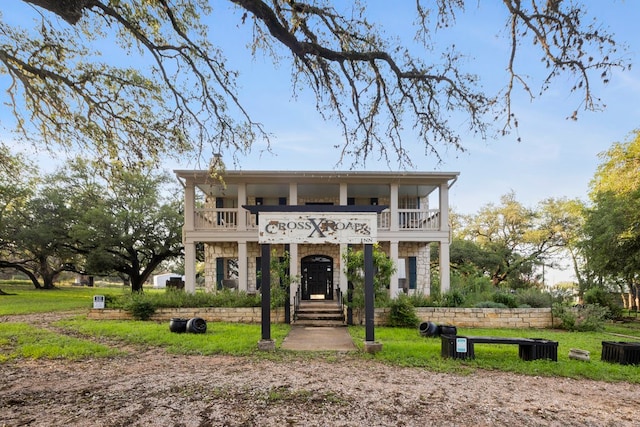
[258,212,377,244]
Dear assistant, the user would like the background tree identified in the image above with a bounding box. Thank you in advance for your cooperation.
[458,192,572,288]
[62,160,185,292]
[1,1,629,168]
[0,148,38,292]
[3,187,80,289]
[582,131,640,309]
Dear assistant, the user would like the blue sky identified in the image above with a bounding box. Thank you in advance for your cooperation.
[3,1,639,212]
[3,1,640,284]
[202,1,640,216]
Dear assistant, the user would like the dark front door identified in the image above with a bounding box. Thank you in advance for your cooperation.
[302,255,333,300]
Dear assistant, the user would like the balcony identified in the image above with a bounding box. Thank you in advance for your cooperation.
[193,208,441,231]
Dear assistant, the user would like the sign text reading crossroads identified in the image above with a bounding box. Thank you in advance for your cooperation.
[258,212,378,244]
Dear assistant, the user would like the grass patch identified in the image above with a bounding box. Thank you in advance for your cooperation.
[0,281,126,315]
[349,324,640,383]
[0,322,122,362]
[56,318,290,356]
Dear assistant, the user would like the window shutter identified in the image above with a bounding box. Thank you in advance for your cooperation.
[408,256,417,290]
[216,257,224,290]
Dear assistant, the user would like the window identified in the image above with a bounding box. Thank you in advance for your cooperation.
[399,197,420,209]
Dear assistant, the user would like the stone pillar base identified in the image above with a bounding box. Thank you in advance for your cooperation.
[364,341,383,354]
[258,339,276,351]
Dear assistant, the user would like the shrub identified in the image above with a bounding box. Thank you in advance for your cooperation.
[406,292,437,307]
[124,294,156,320]
[583,287,623,319]
[516,289,552,308]
[552,302,609,331]
[109,289,261,311]
[441,290,465,307]
[492,292,518,308]
[474,301,508,308]
[387,294,420,327]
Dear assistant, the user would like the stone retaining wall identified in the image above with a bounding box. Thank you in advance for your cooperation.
[87,307,286,324]
[374,307,557,328]
[89,307,555,328]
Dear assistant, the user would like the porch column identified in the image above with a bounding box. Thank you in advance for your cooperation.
[237,183,247,231]
[238,241,247,292]
[289,182,298,205]
[439,240,451,293]
[339,182,347,205]
[439,182,450,233]
[184,242,197,294]
[184,179,195,231]
[389,241,400,298]
[390,183,399,232]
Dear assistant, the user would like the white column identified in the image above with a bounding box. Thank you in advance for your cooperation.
[184,179,195,231]
[339,182,348,205]
[184,242,197,294]
[390,183,399,231]
[439,182,450,233]
[237,183,247,231]
[289,182,298,205]
[439,240,451,293]
[389,241,400,298]
[238,241,247,292]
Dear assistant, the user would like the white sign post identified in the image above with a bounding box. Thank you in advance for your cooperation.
[93,295,105,309]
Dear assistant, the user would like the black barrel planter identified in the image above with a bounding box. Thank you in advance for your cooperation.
[419,321,438,337]
[169,318,188,333]
[438,324,457,336]
[186,317,207,334]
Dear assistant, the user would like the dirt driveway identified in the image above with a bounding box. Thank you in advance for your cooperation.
[1,313,639,426]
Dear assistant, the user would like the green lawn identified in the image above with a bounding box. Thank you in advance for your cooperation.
[2,280,640,383]
[0,281,127,315]
[349,325,640,383]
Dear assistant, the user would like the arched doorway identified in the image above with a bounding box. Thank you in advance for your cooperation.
[301,255,333,300]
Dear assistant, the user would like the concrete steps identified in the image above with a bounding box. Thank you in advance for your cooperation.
[294,300,345,327]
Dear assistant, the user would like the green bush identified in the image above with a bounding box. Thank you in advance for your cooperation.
[109,289,261,310]
[124,294,156,320]
[515,289,552,308]
[552,303,609,332]
[406,292,437,307]
[474,301,508,308]
[387,294,419,327]
[584,287,623,319]
[441,290,465,307]
[492,292,518,308]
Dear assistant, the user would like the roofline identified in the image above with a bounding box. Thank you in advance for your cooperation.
[174,169,460,182]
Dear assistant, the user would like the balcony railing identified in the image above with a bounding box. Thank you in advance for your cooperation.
[193,208,441,231]
[194,208,238,229]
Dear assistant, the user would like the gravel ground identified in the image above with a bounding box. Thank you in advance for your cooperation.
[1,313,639,427]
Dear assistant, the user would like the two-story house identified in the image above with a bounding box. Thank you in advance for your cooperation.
[175,170,458,309]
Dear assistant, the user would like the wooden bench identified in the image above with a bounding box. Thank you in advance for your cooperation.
[441,335,558,361]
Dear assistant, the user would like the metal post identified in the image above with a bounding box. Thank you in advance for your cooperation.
[260,244,271,341]
[364,243,374,342]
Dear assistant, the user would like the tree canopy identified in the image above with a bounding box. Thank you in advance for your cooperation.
[455,192,578,288]
[582,130,640,308]
[0,156,184,290]
[1,1,629,168]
